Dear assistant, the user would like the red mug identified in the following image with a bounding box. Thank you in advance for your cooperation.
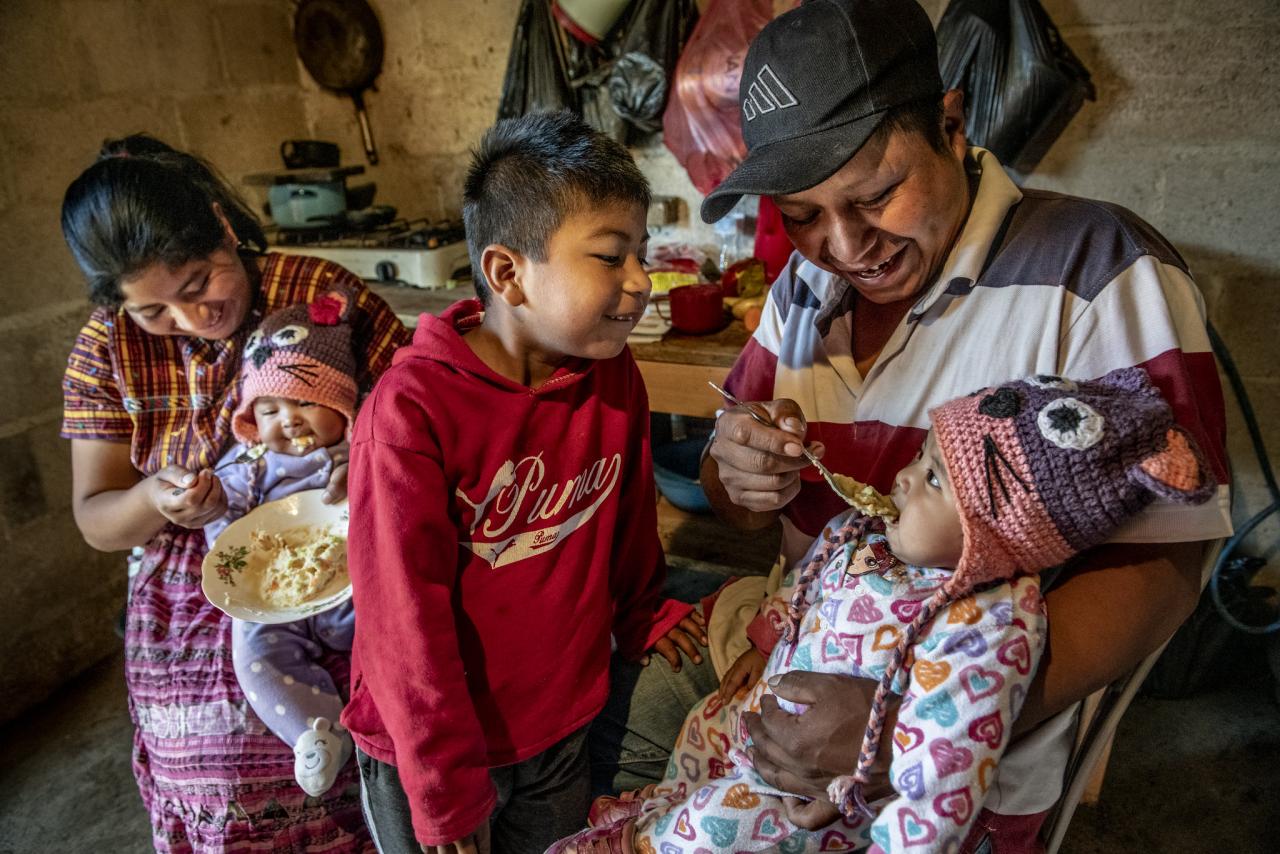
[657,284,725,335]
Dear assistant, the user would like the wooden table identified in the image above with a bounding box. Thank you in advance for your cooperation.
[368,283,747,417]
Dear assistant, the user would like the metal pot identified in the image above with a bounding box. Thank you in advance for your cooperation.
[268,181,347,228]
[281,139,341,169]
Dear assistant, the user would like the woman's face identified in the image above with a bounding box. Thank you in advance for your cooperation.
[118,241,254,340]
[772,93,971,306]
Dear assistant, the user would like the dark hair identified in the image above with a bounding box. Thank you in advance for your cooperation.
[61,134,267,307]
[462,111,651,305]
[871,96,950,154]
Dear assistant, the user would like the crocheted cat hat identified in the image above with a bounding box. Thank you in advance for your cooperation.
[820,367,1216,819]
[231,287,358,445]
[932,366,1217,598]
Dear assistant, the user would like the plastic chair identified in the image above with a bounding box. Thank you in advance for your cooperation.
[1039,538,1224,853]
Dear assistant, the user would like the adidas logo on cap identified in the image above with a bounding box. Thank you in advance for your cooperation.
[742,64,799,122]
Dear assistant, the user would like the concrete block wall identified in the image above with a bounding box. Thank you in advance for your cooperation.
[2,0,1276,721]
[1018,0,1280,562]
[0,0,313,724]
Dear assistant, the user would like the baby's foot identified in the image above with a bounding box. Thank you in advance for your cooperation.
[587,784,659,826]
[293,717,353,796]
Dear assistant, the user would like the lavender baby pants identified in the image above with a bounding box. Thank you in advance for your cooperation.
[232,599,356,745]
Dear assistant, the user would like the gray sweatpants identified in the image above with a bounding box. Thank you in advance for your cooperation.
[356,727,591,854]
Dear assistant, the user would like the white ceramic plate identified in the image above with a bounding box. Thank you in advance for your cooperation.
[201,489,351,624]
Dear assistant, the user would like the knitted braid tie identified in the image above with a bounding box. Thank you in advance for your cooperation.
[827,585,954,820]
[784,516,873,648]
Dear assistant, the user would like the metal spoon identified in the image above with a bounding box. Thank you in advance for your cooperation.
[707,381,854,503]
[169,446,267,496]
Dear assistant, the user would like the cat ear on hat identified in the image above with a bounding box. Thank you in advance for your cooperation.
[308,284,352,326]
[1093,365,1162,399]
[1128,424,1217,505]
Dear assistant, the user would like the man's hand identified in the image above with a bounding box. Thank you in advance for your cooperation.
[642,612,708,672]
[422,818,490,854]
[781,795,843,831]
[719,647,767,702]
[150,466,228,528]
[707,398,819,514]
[743,671,897,828]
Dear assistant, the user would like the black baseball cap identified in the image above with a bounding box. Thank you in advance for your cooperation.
[701,0,943,223]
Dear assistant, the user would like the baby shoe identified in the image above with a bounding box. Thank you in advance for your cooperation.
[293,717,353,796]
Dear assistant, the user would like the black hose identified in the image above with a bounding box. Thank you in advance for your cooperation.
[1207,322,1279,634]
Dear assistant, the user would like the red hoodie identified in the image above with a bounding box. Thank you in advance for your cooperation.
[341,300,690,845]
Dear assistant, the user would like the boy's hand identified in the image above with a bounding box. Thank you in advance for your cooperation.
[719,647,766,703]
[150,466,227,528]
[421,818,490,854]
[641,611,707,672]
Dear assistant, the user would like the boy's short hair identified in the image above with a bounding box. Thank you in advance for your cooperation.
[462,111,651,304]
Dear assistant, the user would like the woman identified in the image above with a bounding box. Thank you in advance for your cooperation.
[60,135,410,852]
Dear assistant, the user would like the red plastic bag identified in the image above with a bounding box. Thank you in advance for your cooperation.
[661,0,797,195]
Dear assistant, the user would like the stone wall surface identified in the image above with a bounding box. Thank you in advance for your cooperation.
[1,0,1277,721]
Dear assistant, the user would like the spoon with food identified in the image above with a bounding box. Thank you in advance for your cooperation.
[708,381,898,521]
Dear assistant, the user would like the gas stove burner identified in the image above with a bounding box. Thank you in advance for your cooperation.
[268,215,471,290]
[268,215,465,249]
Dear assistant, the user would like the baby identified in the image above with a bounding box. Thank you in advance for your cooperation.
[204,287,360,797]
[551,367,1216,853]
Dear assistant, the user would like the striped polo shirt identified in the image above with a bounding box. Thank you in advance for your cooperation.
[726,147,1232,550]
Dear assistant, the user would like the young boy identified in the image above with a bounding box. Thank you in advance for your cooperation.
[342,111,705,854]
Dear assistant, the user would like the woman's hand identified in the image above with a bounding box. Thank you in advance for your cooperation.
[642,611,708,672]
[743,671,897,828]
[149,466,228,528]
[706,398,819,514]
[322,446,349,504]
[421,818,490,854]
[719,646,767,702]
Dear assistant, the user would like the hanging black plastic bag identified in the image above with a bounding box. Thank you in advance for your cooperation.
[936,0,1096,178]
[607,0,699,133]
[497,0,577,120]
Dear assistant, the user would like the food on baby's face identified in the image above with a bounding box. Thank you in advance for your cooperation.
[830,473,900,521]
[290,435,316,452]
[251,527,347,608]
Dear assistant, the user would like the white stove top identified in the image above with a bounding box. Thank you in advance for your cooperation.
[269,219,471,290]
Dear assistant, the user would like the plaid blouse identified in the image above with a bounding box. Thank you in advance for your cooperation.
[62,252,410,475]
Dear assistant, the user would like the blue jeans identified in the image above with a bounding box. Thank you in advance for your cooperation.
[587,568,724,795]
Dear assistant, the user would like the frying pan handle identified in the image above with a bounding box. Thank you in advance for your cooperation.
[351,90,378,166]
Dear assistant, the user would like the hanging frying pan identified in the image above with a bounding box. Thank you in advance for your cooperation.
[294,0,384,165]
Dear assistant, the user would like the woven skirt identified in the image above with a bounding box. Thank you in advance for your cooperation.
[126,526,370,853]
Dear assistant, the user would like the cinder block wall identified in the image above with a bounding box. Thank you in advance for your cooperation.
[1019,0,1280,567]
[2,0,1276,722]
[0,0,318,724]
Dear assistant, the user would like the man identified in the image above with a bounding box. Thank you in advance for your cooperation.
[623,0,1229,849]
